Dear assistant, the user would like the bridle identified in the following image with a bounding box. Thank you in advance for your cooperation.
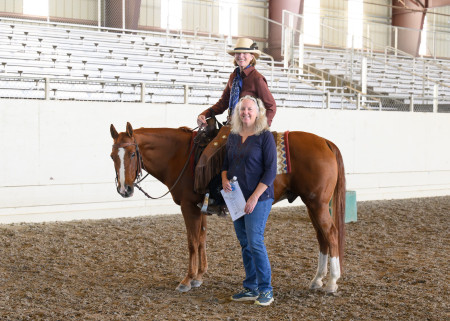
[112,137,143,186]
[112,134,197,200]
[112,114,222,199]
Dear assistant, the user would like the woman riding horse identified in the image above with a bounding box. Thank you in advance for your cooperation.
[195,38,277,213]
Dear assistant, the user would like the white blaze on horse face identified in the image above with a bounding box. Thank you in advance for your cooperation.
[118,148,126,193]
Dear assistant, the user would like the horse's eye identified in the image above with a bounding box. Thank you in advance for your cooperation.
[131,152,136,158]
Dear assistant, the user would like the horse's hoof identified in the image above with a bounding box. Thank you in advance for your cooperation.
[176,283,191,292]
[191,280,203,288]
[309,280,323,290]
[324,284,338,293]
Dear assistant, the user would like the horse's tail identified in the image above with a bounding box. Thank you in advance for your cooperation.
[326,140,346,273]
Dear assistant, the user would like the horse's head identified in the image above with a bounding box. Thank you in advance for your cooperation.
[110,122,142,198]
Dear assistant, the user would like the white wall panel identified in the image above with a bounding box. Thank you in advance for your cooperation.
[364,0,391,49]
[49,0,97,21]
[427,6,450,58]
[238,5,266,39]
[183,0,218,34]
[0,0,22,13]
[321,0,347,47]
[0,99,449,223]
[139,0,160,27]
[0,101,40,186]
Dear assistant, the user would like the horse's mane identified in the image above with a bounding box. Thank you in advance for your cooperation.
[179,126,193,133]
[134,126,193,134]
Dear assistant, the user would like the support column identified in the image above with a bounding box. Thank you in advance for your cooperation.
[267,0,303,61]
[392,0,426,56]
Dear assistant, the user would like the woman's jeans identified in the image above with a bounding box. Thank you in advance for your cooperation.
[233,198,273,293]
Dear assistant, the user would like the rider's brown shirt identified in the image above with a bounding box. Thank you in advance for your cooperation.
[200,66,276,126]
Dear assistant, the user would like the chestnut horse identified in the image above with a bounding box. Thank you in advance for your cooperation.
[110,122,345,293]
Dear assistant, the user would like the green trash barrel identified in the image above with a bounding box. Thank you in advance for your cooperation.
[329,190,357,223]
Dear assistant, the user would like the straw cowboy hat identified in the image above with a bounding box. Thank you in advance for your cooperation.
[227,38,261,59]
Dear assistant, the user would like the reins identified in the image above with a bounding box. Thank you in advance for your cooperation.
[113,116,223,199]
[133,135,197,199]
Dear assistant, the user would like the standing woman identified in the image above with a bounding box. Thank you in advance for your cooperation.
[197,38,276,127]
[221,96,277,306]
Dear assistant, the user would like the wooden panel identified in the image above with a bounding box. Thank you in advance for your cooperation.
[139,0,160,27]
[364,0,390,19]
[210,5,219,34]
[429,6,450,57]
[364,0,391,49]
[0,0,22,13]
[49,0,97,21]
[72,0,81,19]
[182,1,194,31]
[369,23,390,49]
[321,0,347,47]
[182,0,215,34]
[238,5,267,38]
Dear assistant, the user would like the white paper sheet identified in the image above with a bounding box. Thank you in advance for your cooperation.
[220,182,246,221]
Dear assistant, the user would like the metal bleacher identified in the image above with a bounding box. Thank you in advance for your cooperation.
[302,45,450,112]
[0,20,349,109]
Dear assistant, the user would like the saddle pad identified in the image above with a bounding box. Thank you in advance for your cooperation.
[273,131,291,174]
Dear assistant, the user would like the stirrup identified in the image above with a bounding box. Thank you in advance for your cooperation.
[198,193,228,216]
[200,193,210,213]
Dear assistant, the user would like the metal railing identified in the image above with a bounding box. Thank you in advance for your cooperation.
[280,10,450,113]
[2,74,448,113]
[1,8,449,113]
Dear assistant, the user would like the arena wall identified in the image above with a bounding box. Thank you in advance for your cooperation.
[50,0,98,21]
[1,99,449,223]
[0,0,22,14]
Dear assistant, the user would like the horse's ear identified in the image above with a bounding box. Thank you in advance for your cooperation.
[126,122,133,137]
[110,124,119,139]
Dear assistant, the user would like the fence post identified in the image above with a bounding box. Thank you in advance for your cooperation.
[98,0,101,29]
[356,93,360,110]
[326,91,330,109]
[321,16,324,49]
[283,15,293,70]
[409,94,414,112]
[350,35,354,83]
[394,27,398,56]
[47,0,50,23]
[122,0,126,31]
[361,56,367,95]
[433,84,438,113]
[45,78,49,100]
[184,84,189,104]
[298,32,304,74]
[140,82,145,103]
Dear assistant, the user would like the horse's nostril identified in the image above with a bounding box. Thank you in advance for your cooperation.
[125,184,134,195]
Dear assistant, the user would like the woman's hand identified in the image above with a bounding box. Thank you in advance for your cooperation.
[244,183,268,214]
[244,195,258,214]
[222,178,232,193]
[197,114,207,127]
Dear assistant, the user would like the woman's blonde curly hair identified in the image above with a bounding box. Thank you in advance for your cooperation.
[230,95,269,136]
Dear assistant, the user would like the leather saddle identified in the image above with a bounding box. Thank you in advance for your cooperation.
[194,124,231,194]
